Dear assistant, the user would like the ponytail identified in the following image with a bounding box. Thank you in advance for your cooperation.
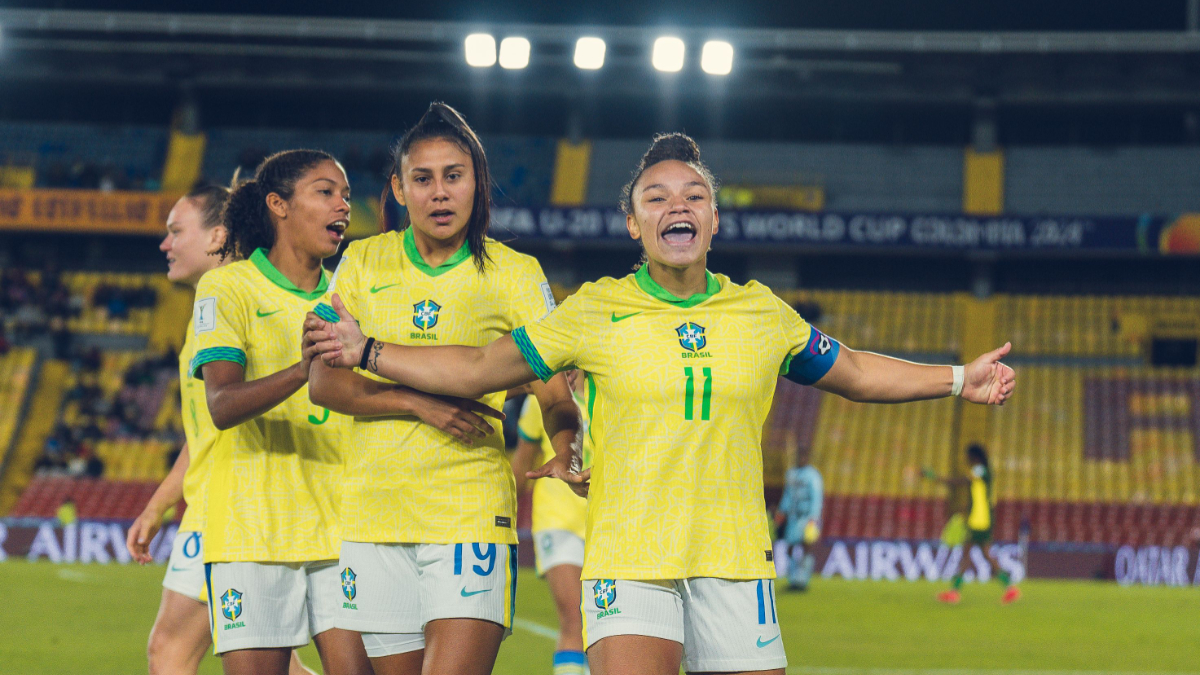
[216,149,335,261]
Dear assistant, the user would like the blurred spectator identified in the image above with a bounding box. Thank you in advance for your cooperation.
[33,350,183,480]
[0,265,156,341]
[38,159,151,191]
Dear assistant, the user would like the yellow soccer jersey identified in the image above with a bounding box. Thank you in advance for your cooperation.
[517,392,590,539]
[512,266,840,580]
[190,249,343,563]
[178,319,219,533]
[319,228,556,545]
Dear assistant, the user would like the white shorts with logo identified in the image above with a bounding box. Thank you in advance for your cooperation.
[205,560,341,655]
[533,529,585,576]
[582,577,787,673]
[335,541,518,657]
[163,530,207,602]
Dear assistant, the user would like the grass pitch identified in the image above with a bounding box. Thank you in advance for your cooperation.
[1,560,1197,674]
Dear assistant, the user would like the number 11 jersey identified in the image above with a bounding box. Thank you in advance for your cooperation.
[512,266,839,580]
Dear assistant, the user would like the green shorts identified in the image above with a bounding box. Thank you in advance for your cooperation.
[969,528,993,545]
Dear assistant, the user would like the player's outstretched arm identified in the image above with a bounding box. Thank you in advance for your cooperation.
[304,293,538,399]
[126,443,189,564]
[814,342,1015,405]
[308,359,504,446]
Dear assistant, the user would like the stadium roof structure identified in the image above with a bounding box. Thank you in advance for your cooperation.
[4,9,1200,141]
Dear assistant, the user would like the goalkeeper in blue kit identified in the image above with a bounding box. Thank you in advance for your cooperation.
[776,460,823,591]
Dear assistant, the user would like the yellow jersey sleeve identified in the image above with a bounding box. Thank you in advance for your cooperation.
[511,286,594,381]
[505,257,557,330]
[189,270,249,378]
[178,320,218,533]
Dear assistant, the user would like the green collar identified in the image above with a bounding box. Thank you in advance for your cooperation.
[403,227,472,277]
[634,265,720,308]
[249,248,330,301]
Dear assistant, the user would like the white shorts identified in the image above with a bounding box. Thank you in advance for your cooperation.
[533,529,584,576]
[335,541,518,655]
[163,531,206,602]
[582,577,787,673]
[205,560,340,655]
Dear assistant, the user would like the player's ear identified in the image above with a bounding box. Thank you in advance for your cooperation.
[625,213,642,241]
[265,191,288,220]
[391,174,406,207]
[206,225,228,255]
[711,207,719,238]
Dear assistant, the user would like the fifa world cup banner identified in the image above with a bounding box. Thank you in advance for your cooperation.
[0,519,178,564]
[0,188,183,235]
[491,207,1200,254]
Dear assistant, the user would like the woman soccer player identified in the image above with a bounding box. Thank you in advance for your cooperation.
[510,369,591,675]
[191,149,371,675]
[128,185,316,675]
[306,102,580,675]
[305,133,1016,675]
[927,443,1021,605]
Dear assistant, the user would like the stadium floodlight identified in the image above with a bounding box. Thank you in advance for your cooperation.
[574,37,606,70]
[652,36,686,73]
[701,40,734,75]
[499,37,530,69]
[464,33,497,67]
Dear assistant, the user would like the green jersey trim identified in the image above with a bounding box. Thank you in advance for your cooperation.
[779,352,795,376]
[402,227,472,277]
[512,327,554,382]
[190,347,247,379]
[634,265,720,308]
[249,248,330,301]
[313,303,340,323]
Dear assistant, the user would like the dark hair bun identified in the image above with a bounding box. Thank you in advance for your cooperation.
[643,132,702,166]
[620,132,718,215]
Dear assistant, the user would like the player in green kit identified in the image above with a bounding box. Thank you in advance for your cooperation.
[927,443,1021,605]
[304,133,1016,675]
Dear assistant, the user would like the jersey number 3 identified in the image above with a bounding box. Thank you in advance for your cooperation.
[683,366,713,421]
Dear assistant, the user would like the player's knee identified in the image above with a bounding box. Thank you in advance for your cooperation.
[146,627,177,675]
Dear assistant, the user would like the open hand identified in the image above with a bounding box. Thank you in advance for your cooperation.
[962,342,1016,405]
[527,451,590,498]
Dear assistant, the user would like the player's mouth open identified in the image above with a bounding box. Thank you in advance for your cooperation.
[430,209,455,225]
[326,220,348,241]
[661,221,697,245]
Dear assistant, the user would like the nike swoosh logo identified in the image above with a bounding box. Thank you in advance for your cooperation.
[256,309,281,318]
[611,311,642,323]
[370,283,401,294]
[170,565,188,572]
[460,588,491,597]
[756,636,780,648]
